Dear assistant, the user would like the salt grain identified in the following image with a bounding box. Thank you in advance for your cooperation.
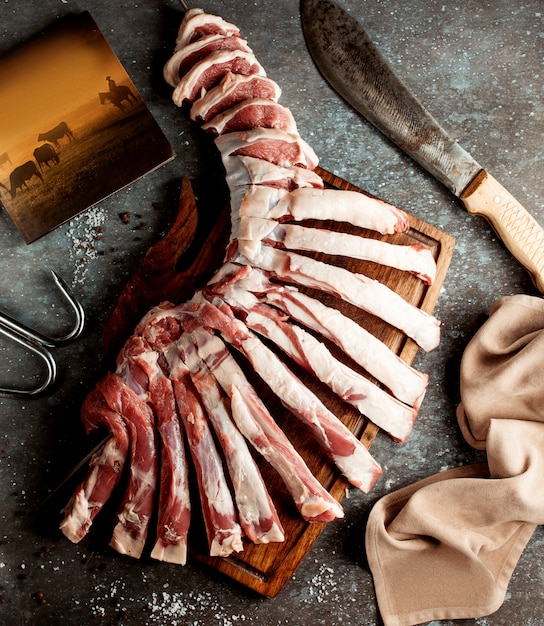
[65,206,107,286]
[88,582,254,625]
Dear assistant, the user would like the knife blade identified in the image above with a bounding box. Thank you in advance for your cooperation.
[301,0,544,292]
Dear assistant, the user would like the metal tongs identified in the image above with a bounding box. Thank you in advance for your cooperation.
[0,270,85,398]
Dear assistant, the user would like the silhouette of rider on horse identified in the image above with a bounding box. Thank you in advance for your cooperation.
[101,76,137,112]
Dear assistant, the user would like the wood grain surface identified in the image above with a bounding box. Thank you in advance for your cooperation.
[104,168,455,597]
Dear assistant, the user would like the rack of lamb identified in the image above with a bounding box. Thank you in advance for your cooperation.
[59,7,446,570]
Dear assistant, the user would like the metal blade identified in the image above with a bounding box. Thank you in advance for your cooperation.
[300,0,481,197]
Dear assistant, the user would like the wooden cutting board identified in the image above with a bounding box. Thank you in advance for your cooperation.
[104,167,455,597]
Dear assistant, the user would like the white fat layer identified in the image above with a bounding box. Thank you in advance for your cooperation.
[224,155,323,189]
[215,128,319,170]
[179,334,284,544]
[332,448,383,494]
[300,495,344,521]
[150,540,188,565]
[276,187,408,234]
[190,73,282,122]
[210,530,244,557]
[242,306,415,443]
[230,184,408,237]
[272,223,436,284]
[60,490,92,543]
[172,50,265,105]
[264,286,428,408]
[247,246,441,352]
[203,98,298,135]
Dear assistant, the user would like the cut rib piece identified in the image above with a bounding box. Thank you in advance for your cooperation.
[190,72,282,123]
[172,49,266,105]
[103,373,158,559]
[240,245,441,352]
[165,341,244,557]
[213,285,415,442]
[60,379,129,543]
[203,98,298,135]
[190,326,344,522]
[117,335,191,565]
[207,263,428,408]
[193,300,383,489]
[224,156,324,191]
[268,285,428,408]
[175,8,240,50]
[164,34,251,86]
[148,371,191,564]
[236,216,436,284]
[177,334,285,544]
[276,187,410,234]
[232,185,409,235]
[215,128,319,170]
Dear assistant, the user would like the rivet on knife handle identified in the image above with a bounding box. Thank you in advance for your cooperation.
[461,170,544,292]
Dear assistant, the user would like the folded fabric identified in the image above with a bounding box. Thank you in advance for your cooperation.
[366,294,544,625]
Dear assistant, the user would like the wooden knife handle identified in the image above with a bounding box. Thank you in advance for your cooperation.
[460,169,544,293]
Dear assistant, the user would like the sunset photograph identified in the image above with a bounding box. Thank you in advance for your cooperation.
[0,11,174,243]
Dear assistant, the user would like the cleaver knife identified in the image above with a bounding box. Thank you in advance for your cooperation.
[301,0,544,292]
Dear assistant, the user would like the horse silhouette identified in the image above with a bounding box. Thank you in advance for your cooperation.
[9,161,43,198]
[99,84,138,112]
[38,122,75,148]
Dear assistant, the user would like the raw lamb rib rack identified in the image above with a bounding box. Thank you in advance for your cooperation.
[60,7,441,565]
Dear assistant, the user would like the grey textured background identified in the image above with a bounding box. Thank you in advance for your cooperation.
[1,1,543,624]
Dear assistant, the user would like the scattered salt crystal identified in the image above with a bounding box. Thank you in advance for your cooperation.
[65,206,107,286]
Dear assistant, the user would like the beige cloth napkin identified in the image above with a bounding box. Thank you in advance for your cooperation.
[366,294,544,625]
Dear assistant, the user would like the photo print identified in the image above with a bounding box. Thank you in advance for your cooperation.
[0,11,175,243]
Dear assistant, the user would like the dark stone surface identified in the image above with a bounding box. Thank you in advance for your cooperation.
[1,1,543,624]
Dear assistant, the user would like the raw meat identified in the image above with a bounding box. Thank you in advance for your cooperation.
[207,263,428,408]
[275,187,410,234]
[175,8,240,50]
[209,283,416,442]
[59,379,130,543]
[202,98,298,135]
[190,326,345,522]
[166,342,244,557]
[240,245,441,352]
[104,372,158,559]
[164,34,252,86]
[190,72,282,122]
[177,334,285,544]
[236,216,436,284]
[61,6,445,566]
[192,300,383,489]
[215,128,319,170]
[148,370,191,564]
[172,49,266,105]
[231,185,410,235]
[135,301,184,350]
[116,335,191,565]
